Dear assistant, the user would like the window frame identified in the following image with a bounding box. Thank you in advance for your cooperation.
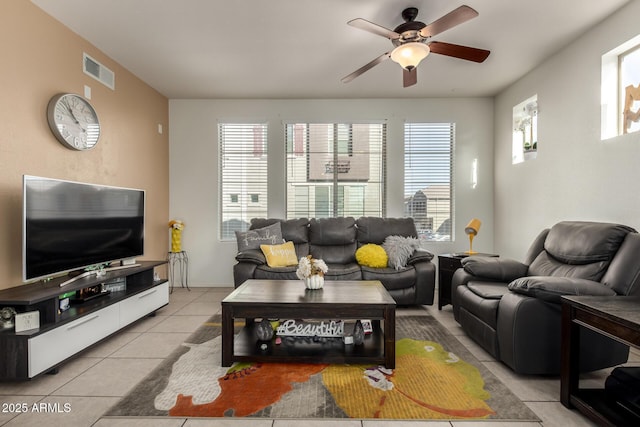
[218,122,269,241]
[403,122,455,242]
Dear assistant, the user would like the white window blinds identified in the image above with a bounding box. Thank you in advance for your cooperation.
[219,123,268,240]
[404,123,454,241]
[285,123,386,219]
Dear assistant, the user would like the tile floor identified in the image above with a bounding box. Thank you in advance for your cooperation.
[0,286,634,426]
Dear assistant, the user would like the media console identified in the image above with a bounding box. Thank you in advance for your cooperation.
[0,261,168,380]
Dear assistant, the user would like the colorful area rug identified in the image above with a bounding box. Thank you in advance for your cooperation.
[106,313,538,421]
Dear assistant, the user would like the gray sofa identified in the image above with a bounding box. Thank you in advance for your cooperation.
[233,216,436,305]
[451,221,640,374]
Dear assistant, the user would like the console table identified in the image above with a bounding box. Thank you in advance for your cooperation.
[0,261,168,380]
[561,295,640,426]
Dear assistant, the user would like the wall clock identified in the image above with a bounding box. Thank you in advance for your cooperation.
[46,93,101,150]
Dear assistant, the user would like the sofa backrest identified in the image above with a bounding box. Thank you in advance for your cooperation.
[356,217,418,244]
[308,217,357,264]
[528,221,636,282]
[250,218,310,258]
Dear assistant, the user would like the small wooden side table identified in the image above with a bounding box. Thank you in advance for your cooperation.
[561,295,640,426]
[437,252,498,310]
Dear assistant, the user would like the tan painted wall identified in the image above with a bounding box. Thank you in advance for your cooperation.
[0,1,169,290]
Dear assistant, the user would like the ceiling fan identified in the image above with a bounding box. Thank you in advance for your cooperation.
[342,5,490,88]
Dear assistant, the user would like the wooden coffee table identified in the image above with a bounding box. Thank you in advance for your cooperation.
[221,279,396,368]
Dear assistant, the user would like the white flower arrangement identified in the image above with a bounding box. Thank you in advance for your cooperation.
[296,255,328,279]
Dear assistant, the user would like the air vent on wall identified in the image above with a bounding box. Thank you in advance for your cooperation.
[83,53,115,90]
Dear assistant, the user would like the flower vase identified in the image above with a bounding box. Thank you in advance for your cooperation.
[171,228,182,252]
[304,275,324,290]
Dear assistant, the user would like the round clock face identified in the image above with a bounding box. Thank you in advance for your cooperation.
[46,93,100,150]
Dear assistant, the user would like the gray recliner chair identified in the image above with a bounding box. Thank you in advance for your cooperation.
[451,221,640,375]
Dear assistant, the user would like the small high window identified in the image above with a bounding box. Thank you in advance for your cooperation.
[601,35,640,139]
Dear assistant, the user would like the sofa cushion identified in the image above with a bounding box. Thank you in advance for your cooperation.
[361,265,415,290]
[323,263,362,280]
[254,265,298,281]
[356,217,417,244]
[467,281,511,300]
[508,276,616,304]
[235,222,283,251]
[355,244,388,268]
[383,235,420,270]
[260,241,299,267]
[528,251,609,281]
[544,221,635,265]
[251,218,310,244]
[309,217,357,245]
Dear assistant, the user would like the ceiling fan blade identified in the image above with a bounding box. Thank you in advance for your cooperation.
[348,18,400,40]
[403,68,417,88]
[419,5,479,38]
[428,41,490,63]
[341,52,391,83]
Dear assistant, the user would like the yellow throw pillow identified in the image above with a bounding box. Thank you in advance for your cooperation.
[355,244,388,268]
[260,241,299,267]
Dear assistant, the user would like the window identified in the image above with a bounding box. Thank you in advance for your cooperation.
[219,123,268,240]
[602,35,640,139]
[404,123,454,241]
[620,45,640,134]
[512,95,538,164]
[285,123,386,219]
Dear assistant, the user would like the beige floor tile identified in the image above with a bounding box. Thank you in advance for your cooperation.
[450,422,541,427]
[174,300,222,316]
[3,396,119,427]
[0,396,42,425]
[95,417,187,426]
[274,420,362,427]
[147,314,212,333]
[81,331,142,358]
[364,420,452,426]
[123,312,170,332]
[110,332,191,358]
[0,357,100,396]
[525,402,597,427]
[52,357,161,397]
[185,419,274,427]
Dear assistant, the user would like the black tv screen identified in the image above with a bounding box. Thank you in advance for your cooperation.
[23,175,145,282]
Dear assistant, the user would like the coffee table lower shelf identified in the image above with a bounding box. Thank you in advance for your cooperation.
[230,322,386,366]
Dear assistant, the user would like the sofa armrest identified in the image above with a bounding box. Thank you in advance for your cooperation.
[462,257,528,282]
[407,248,434,265]
[508,276,616,304]
[235,249,266,265]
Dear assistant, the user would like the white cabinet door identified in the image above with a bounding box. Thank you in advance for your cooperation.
[28,304,119,377]
[119,282,169,328]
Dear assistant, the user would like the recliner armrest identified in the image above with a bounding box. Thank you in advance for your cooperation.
[462,257,528,282]
[407,248,434,265]
[235,249,266,265]
[508,276,617,304]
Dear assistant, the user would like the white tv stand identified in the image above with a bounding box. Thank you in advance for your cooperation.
[0,261,168,380]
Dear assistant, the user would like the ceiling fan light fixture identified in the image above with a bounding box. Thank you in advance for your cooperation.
[390,42,430,70]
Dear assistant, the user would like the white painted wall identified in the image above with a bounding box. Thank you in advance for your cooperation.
[170,98,494,286]
[494,0,640,260]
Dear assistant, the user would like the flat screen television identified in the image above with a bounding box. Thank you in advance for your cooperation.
[23,175,145,282]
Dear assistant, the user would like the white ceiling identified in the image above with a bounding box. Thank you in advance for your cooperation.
[32,0,629,99]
